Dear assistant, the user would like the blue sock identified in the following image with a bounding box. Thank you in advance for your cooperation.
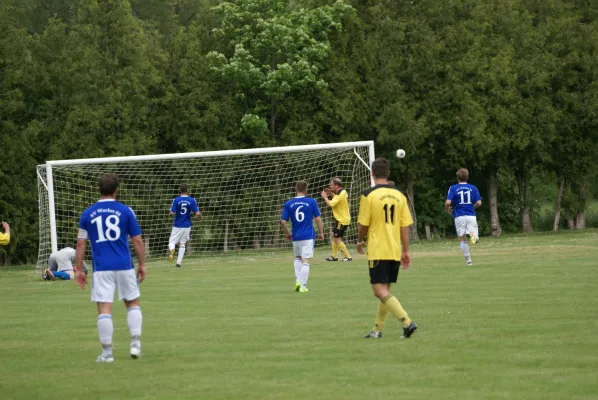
[53,271,71,280]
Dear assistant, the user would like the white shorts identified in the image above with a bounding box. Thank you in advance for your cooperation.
[454,216,479,238]
[293,240,314,259]
[91,269,140,303]
[169,227,191,246]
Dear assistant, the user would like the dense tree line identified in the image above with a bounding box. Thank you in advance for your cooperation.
[1,0,596,264]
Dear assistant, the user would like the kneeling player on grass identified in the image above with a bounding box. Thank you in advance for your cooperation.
[168,183,203,268]
[445,168,482,266]
[358,158,417,339]
[43,243,88,281]
[281,180,324,293]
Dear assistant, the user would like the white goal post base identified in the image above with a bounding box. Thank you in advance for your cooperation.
[36,141,375,269]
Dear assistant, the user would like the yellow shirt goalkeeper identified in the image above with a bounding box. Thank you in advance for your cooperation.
[321,177,352,262]
[0,221,10,245]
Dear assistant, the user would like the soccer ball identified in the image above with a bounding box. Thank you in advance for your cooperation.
[396,149,406,158]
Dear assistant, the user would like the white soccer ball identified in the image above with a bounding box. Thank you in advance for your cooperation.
[396,149,406,158]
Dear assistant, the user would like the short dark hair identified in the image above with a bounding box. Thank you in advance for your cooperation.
[64,242,74,249]
[331,177,342,187]
[371,158,390,179]
[295,180,308,193]
[456,168,469,182]
[99,174,119,196]
[180,183,188,193]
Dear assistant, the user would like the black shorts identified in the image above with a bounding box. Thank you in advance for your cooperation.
[368,260,401,284]
[331,220,348,238]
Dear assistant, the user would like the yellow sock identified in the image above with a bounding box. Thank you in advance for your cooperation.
[382,295,411,328]
[331,242,338,258]
[337,241,351,258]
[373,301,390,331]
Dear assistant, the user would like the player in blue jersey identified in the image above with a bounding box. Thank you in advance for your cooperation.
[75,174,146,363]
[168,183,203,267]
[281,180,324,293]
[445,168,482,265]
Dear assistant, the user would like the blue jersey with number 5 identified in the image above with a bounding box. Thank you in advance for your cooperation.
[447,183,482,218]
[281,196,321,241]
[170,196,199,228]
[78,199,142,272]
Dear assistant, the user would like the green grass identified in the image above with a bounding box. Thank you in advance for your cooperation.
[1,230,598,400]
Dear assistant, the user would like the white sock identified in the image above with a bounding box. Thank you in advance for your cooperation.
[293,259,302,281]
[97,314,113,356]
[460,241,470,258]
[177,245,186,265]
[300,263,310,287]
[127,306,143,343]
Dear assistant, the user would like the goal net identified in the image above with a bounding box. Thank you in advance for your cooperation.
[36,142,374,269]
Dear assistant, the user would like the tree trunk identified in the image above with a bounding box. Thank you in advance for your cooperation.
[224,220,229,253]
[406,175,419,240]
[516,170,533,233]
[575,212,585,229]
[567,218,575,230]
[486,169,502,236]
[553,178,565,232]
[253,234,261,249]
[424,225,432,240]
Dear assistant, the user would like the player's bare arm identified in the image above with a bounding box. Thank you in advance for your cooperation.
[315,216,324,240]
[131,235,146,283]
[400,226,411,269]
[195,211,204,221]
[444,200,452,214]
[75,238,87,290]
[474,200,482,209]
[280,220,292,241]
[357,223,369,254]
[2,221,9,236]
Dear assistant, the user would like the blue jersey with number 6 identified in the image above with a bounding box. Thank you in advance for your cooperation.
[78,199,142,272]
[447,183,482,218]
[170,195,199,228]
[281,196,321,241]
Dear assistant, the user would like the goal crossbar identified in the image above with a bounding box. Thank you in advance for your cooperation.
[46,141,375,166]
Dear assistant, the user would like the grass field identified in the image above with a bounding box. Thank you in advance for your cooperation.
[1,230,598,400]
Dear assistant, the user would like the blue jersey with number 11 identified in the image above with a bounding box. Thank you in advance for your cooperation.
[281,196,321,241]
[447,183,482,218]
[78,199,142,272]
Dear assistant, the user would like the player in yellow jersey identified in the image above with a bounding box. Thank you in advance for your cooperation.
[321,177,352,262]
[357,158,417,339]
[0,221,10,245]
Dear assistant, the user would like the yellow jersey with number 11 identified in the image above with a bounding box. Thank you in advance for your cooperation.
[357,185,413,261]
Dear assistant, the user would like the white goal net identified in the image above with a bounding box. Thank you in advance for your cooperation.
[36,142,374,269]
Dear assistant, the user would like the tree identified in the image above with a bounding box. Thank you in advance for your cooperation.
[0,2,39,264]
[207,0,353,145]
[30,0,163,160]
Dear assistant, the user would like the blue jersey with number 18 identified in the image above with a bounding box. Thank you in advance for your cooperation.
[281,196,321,241]
[78,199,142,272]
[447,183,482,218]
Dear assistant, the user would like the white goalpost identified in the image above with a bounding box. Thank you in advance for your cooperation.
[36,141,375,269]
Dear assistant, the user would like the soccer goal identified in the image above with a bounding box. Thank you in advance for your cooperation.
[36,141,375,268]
